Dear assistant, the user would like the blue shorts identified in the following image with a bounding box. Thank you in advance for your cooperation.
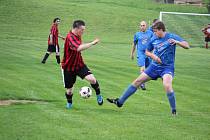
[137,56,151,68]
[144,64,174,80]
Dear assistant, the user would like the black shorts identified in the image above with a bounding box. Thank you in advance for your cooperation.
[62,65,92,88]
[47,45,59,53]
[205,37,210,42]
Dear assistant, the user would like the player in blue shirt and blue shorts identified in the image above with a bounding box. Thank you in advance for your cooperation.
[107,21,190,115]
[131,21,153,90]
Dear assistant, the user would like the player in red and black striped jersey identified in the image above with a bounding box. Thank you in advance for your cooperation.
[41,18,65,64]
[202,24,210,49]
[61,20,103,109]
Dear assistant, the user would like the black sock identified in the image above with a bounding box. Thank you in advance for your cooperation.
[65,92,73,103]
[91,81,100,95]
[56,55,60,64]
[42,53,49,63]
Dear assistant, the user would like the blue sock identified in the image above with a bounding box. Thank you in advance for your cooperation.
[167,92,176,110]
[118,85,137,105]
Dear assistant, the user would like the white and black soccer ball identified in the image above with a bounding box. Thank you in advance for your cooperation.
[79,86,92,99]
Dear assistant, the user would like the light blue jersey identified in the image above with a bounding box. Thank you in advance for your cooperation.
[148,26,153,33]
[134,30,153,57]
[147,32,184,68]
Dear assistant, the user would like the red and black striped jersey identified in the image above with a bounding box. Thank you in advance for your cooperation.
[61,31,85,71]
[48,23,59,46]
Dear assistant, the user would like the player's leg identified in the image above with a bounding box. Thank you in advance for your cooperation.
[205,37,209,49]
[137,55,147,90]
[42,52,52,64]
[107,64,158,107]
[205,42,208,49]
[139,66,146,90]
[42,45,53,63]
[55,45,60,64]
[63,69,77,109]
[162,74,176,115]
[85,74,103,105]
[65,87,74,108]
[107,72,151,107]
[78,65,103,105]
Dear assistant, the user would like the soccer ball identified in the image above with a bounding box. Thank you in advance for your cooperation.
[79,86,92,99]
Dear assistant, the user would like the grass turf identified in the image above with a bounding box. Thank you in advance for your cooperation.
[0,0,210,139]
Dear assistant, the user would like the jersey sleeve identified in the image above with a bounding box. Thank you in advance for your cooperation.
[172,34,184,42]
[149,31,154,38]
[69,35,80,50]
[146,41,153,51]
[133,33,138,44]
[146,36,155,51]
[50,26,56,36]
[148,26,153,32]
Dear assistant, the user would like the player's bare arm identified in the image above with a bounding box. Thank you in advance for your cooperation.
[58,34,65,40]
[77,38,100,52]
[168,39,190,49]
[49,34,53,44]
[145,50,162,64]
[130,42,136,60]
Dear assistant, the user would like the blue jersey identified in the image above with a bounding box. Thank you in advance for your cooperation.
[147,32,184,68]
[148,26,153,32]
[134,30,153,57]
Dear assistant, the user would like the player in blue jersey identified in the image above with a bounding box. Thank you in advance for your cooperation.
[107,21,190,115]
[130,21,153,90]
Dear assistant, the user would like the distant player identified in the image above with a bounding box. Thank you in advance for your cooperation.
[61,20,103,109]
[201,24,210,49]
[148,19,159,33]
[107,21,190,115]
[41,18,65,64]
[130,21,153,90]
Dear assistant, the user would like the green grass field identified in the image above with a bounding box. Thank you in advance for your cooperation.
[0,0,210,139]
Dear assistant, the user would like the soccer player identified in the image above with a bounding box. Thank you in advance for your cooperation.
[201,24,210,49]
[41,18,65,64]
[61,20,103,109]
[107,21,190,115]
[130,21,153,90]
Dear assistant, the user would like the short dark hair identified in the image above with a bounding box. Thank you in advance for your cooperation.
[152,21,166,32]
[153,19,159,23]
[53,18,60,23]
[73,20,85,28]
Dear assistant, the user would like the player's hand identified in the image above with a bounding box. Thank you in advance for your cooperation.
[168,39,179,45]
[60,62,63,68]
[49,41,53,45]
[62,37,65,40]
[154,55,162,64]
[92,38,100,45]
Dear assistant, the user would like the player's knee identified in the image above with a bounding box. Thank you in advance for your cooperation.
[89,78,96,84]
[133,79,143,86]
[86,76,96,84]
[163,83,172,92]
[66,88,73,95]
